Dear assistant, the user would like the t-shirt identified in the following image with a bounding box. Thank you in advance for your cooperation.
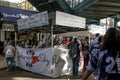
[38,40,45,48]
[4,45,15,57]
[45,38,51,45]
[90,42,101,57]
[90,37,99,46]
[87,50,120,80]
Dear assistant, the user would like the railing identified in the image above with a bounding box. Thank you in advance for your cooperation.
[65,0,84,8]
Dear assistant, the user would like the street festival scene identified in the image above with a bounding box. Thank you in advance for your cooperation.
[0,0,120,80]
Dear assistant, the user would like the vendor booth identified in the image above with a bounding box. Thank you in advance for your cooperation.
[17,11,86,77]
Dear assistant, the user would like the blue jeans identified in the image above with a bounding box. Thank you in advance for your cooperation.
[93,68,99,76]
[72,56,79,76]
[6,57,14,70]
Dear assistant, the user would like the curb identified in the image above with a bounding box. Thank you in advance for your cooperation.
[0,66,17,71]
[0,67,7,71]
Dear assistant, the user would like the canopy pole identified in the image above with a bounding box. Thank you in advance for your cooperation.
[14,31,17,68]
[88,30,91,46]
[51,25,53,48]
[106,18,108,31]
[15,31,17,47]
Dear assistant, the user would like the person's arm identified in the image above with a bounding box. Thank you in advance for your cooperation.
[2,50,5,57]
[2,47,6,57]
[81,69,93,80]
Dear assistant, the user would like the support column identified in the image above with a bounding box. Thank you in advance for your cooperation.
[0,30,5,41]
[114,18,119,27]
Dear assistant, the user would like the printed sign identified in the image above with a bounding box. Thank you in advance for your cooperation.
[2,23,15,31]
[56,11,86,28]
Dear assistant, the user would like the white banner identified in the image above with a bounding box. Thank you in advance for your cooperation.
[17,11,49,31]
[17,46,72,77]
[56,11,86,28]
[52,48,72,77]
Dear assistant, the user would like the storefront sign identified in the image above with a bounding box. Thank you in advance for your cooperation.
[2,23,15,31]
[0,6,37,22]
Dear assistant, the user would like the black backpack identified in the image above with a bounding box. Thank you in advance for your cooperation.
[68,43,78,59]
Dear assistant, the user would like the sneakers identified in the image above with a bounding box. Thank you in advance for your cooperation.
[73,75,78,78]
[6,69,10,71]
[6,68,12,71]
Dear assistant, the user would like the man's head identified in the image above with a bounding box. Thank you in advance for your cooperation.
[8,41,12,45]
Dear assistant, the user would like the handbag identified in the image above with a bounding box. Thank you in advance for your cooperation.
[104,52,119,80]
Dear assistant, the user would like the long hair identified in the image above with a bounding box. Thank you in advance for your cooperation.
[102,28,120,51]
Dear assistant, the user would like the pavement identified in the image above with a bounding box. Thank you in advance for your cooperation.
[0,55,7,70]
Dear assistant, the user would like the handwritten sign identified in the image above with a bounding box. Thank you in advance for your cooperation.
[17,46,72,77]
[17,11,49,31]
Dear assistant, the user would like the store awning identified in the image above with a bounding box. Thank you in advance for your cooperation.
[0,6,38,22]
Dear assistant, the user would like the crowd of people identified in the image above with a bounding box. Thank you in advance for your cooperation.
[1,27,120,80]
[58,27,120,80]
[82,28,120,80]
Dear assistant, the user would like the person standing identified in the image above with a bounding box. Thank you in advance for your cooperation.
[82,38,90,73]
[69,38,81,78]
[90,36,103,80]
[90,33,100,46]
[82,28,120,80]
[2,41,15,71]
[38,35,46,48]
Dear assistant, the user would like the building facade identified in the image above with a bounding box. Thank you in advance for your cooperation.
[18,0,37,11]
[0,0,38,41]
[0,6,37,41]
[0,0,18,8]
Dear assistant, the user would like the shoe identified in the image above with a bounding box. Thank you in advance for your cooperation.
[73,75,78,78]
[6,69,10,71]
[7,68,13,71]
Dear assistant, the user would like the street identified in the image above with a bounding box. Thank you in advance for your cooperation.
[0,55,92,80]
[0,68,83,80]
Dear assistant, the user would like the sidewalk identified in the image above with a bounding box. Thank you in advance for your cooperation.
[0,55,7,70]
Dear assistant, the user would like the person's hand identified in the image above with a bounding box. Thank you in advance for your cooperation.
[1,52,5,57]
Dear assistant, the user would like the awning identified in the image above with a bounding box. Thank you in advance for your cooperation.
[0,6,38,22]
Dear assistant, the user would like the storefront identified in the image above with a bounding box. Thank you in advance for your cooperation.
[0,6,37,41]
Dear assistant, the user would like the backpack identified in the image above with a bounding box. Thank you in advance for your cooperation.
[68,43,78,59]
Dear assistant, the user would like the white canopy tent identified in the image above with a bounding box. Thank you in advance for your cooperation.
[17,10,87,47]
[17,11,86,33]
[17,11,86,77]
